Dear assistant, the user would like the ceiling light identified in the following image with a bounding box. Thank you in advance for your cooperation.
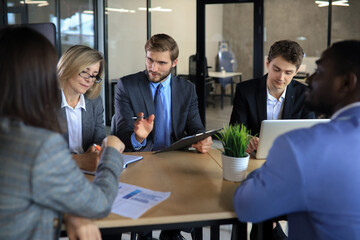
[105,7,136,13]
[138,6,172,12]
[315,0,349,7]
[83,10,94,14]
[20,0,48,5]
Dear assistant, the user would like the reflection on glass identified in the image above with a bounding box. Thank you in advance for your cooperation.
[265,0,327,76]
[206,4,253,81]
[7,13,18,24]
[331,0,360,43]
[60,0,95,53]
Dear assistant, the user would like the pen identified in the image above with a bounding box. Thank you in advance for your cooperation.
[131,116,145,120]
[93,144,101,151]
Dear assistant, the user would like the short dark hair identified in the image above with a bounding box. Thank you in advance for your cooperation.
[268,40,304,69]
[0,26,60,132]
[144,33,179,62]
[327,40,360,78]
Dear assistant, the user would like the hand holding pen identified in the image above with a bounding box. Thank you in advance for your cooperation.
[93,144,102,152]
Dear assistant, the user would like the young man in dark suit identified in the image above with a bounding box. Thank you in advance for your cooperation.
[230,40,315,153]
[114,33,212,240]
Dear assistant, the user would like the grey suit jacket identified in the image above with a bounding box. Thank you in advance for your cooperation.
[230,74,315,136]
[0,118,123,240]
[57,95,106,151]
[114,71,205,151]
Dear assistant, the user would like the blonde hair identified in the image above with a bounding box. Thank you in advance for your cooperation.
[57,45,104,99]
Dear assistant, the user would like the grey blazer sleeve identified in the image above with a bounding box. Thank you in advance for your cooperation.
[32,133,123,218]
[82,96,106,151]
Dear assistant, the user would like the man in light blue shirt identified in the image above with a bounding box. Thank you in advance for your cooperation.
[115,34,213,240]
[234,40,360,240]
[130,73,173,151]
[115,34,212,154]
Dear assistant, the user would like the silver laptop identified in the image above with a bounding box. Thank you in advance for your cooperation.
[256,119,330,159]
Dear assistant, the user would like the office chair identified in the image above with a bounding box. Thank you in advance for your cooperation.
[214,41,238,108]
[188,55,216,108]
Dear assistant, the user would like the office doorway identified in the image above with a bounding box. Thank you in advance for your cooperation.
[196,0,263,130]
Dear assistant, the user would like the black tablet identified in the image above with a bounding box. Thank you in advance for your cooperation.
[154,128,222,154]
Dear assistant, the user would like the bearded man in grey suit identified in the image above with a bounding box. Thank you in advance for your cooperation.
[114,33,212,154]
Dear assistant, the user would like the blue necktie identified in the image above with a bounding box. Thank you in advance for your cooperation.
[153,84,166,150]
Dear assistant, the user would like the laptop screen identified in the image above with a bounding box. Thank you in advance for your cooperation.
[256,119,330,159]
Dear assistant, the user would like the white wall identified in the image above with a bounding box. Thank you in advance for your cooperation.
[205,5,224,70]
[151,0,196,75]
[107,0,147,80]
[107,0,224,77]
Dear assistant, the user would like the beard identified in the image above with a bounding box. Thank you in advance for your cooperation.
[147,69,172,83]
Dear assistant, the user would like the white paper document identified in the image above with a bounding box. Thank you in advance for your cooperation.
[111,182,171,219]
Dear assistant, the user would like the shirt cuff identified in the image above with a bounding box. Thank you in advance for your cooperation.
[131,132,147,150]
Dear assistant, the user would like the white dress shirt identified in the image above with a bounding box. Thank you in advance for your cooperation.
[61,90,86,154]
[266,87,286,120]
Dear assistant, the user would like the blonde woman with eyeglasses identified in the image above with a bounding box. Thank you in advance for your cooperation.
[57,45,106,172]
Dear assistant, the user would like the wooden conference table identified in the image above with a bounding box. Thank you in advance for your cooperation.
[82,149,266,240]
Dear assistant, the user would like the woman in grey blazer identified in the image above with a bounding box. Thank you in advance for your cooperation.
[0,26,124,240]
[57,45,107,171]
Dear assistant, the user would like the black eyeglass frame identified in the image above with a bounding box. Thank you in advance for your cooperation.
[79,71,102,83]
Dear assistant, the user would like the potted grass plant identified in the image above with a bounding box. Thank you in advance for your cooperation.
[216,124,252,182]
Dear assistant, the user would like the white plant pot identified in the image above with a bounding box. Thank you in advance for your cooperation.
[221,152,250,182]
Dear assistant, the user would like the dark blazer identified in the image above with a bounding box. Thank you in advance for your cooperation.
[115,71,205,152]
[57,95,106,151]
[229,74,315,136]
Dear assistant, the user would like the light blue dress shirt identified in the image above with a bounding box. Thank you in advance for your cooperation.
[131,74,172,150]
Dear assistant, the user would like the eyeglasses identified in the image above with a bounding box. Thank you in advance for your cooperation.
[79,71,102,83]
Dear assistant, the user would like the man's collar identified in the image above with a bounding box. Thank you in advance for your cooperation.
[150,73,172,89]
[331,102,360,120]
[267,86,286,102]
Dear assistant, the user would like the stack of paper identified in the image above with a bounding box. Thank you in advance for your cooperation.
[111,182,171,219]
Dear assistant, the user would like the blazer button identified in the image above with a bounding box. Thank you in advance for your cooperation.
[53,218,59,228]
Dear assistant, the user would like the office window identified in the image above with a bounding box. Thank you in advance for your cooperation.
[331,0,360,43]
[60,0,95,53]
[151,0,196,76]
[106,0,147,80]
[264,0,327,76]
[5,0,96,55]
[6,0,56,26]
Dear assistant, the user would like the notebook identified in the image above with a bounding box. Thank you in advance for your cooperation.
[256,119,330,159]
[82,154,143,175]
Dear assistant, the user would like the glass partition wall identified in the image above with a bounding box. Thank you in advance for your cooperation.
[6,0,96,55]
[2,0,360,128]
[205,3,254,130]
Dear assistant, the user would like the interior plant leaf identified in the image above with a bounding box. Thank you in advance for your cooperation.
[215,124,253,158]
